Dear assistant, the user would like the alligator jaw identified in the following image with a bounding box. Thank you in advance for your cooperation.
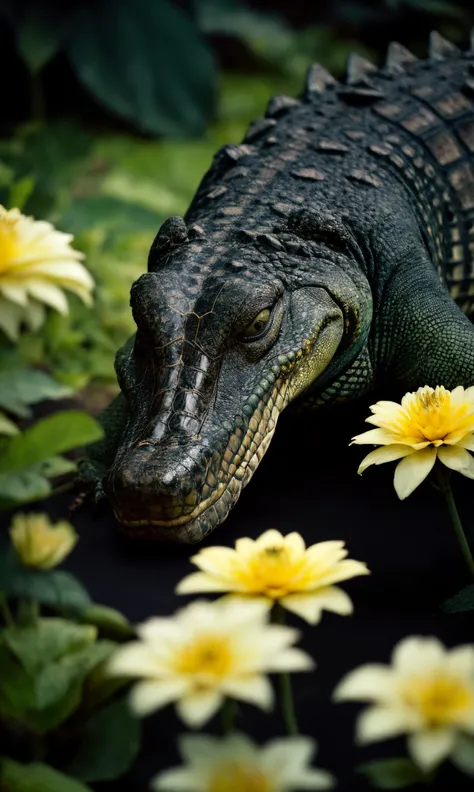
[113,425,277,544]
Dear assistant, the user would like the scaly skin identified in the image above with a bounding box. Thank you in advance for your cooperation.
[82,33,474,543]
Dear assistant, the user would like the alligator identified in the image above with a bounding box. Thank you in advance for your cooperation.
[83,32,474,543]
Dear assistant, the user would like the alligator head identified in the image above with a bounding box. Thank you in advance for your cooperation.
[105,209,372,542]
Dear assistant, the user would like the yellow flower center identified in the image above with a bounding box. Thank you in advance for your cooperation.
[402,672,473,727]
[240,543,306,597]
[392,386,474,445]
[175,635,233,678]
[0,214,18,273]
[208,763,273,792]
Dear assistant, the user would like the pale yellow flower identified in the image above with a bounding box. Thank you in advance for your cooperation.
[107,598,313,728]
[351,385,474,499]
[10,512,78,569]
[0,205,94,340]
[334,636,474,775]
[176,529,369,625]
[152,733,334,791]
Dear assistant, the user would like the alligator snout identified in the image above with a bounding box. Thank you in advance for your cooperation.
[105,440,223,542]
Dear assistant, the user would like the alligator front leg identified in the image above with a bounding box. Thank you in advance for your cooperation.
[376,252,474,392]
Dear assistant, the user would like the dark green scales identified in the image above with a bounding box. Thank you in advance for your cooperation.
[84,33,474,542]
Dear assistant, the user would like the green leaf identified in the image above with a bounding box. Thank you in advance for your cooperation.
[0,548,91,610]
[2,618,97,674]
[0,412,19,436]
[8,176,35,211]
[0,411,104,475]
[67,0,216,137]
[443,584,474,614]
[63,697,140,782]
[358,758,427,789]
[0,469,51,508]
[0,759,93,792]
[17,8,62,73]
[28,641,115,732]
[0,645,36,722]
[78,604,134,639]
[0,364,72,419]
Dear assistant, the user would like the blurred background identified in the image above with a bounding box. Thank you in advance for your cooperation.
[1,0,474,404]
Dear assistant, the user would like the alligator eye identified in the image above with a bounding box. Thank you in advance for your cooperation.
[242,308,272,339]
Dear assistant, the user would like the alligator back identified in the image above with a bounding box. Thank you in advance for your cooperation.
[184,32,474,316]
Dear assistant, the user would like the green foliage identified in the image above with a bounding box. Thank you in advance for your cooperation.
[0,759,93,792]
[0,357,72,418]
[358,758,428,788]
[62,698,141,782]
[442,583,474,613]
[0,547,91,610]
[69,0,216,138]
[0,410,103,509]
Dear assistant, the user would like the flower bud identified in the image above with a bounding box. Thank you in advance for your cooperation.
[10,512,78,569]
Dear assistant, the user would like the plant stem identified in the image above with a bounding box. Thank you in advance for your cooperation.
[0,592,14,627]
[221,698,235,735]
[30,70,45,122]
[272,603,299,735]
[436,466,474,581]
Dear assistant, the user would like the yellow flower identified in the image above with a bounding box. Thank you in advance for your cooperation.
[152,733,334,791]
[0,205,94,340]
[10,512,78,569]
[351,385,474,499]
[176,529,369,625]
[334,636,474,774]
[107,598,313,728]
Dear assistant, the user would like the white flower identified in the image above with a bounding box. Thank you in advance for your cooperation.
[351,385,474,499]
[0,205,94,340]
[177,529,369,625]
[334,636,474,774]
[108,598,313,728]
[152,733,334,791]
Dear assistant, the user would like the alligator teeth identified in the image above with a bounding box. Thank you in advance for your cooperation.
[304,63,338,97]
[429,31,460,61]
[346,52,377,85]
[385,41,418,72]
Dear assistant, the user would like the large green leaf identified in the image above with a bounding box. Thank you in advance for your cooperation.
[63,697,140,782]
[0,468,52,508]
[358,758,427,789]
[0,364,72,419]
[443,584,474,614]
[0,759,93,792]
[67,0,216,137]
[0,411,104,475]
[2,618,97,674]
[0,548,91,610]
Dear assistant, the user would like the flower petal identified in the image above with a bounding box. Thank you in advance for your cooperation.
[357,445,414,475]
[176,689,223,728]
[129,678,189,717]
[356,706,414,744]
[392,636,445,675]
[351,428,397,446]
[152,768,204,791]
[176,572,235,595]
[222,674,273,710]
[333,665,397,702]
[281,587,353,625]
[408,729,455,771]
[268,647,315,673]
[107,643,163,677]
[438,445,474,479]
[393,447,437,499]
[457,434,474,452]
